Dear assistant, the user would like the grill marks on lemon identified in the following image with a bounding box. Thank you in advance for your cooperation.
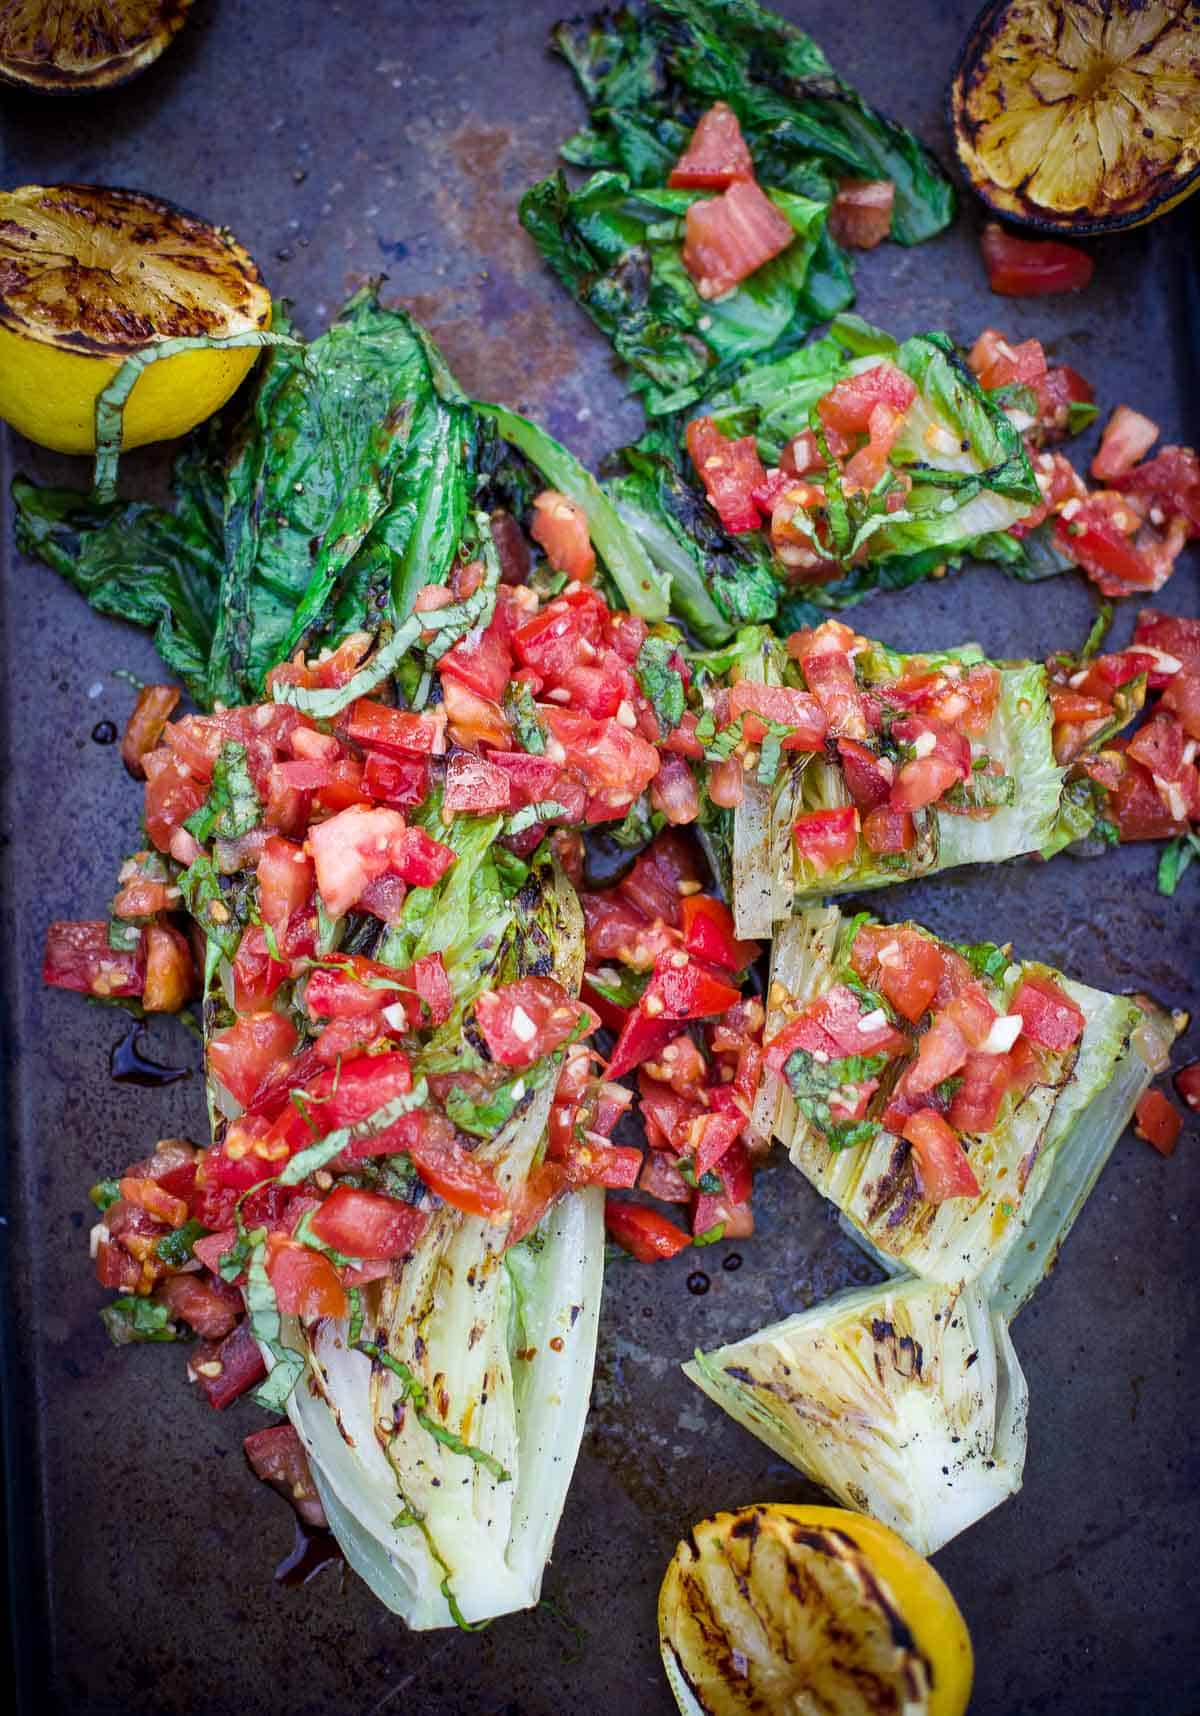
[0,183,271,454]
[0,0,191,91]
[951,0,1200,232]
[659,1506,949,1716]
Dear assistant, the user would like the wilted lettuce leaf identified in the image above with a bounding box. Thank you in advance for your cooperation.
[526,0,953,407]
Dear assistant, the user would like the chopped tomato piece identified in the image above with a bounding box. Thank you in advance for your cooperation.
[158,1273,242,1341]
[729,679,827,749]
[1162,672,1200,741]
[818,364,916,437]
[530,490,596,583]
[679,894,758,973]
[141,923,194,1013]
[850,924,941,1023]
[309,1186,428,1259]
[1133,1089,1183,1158]
[362,751,430,810]
[1106,751,1188,841]
[692,1136,754,1240]
[119,1175,189,1229]
[441,675,513,750]
[792,807,860,876]
[540,707,660,818]
[303,953,400,1020]
[243,1424,326,1528]
[232,925,288,1012]
[639,1150,691,1203]
[604,1200,692,1262]
[444,749,513,813]
[344,700,446,757]
[309,805,454,917]
[949,1053,1011,1136]
[1009,974,1085,1051]
[387,1112,505,1218]
[765,983,908,1076]
[828,178,894,249]
[836,738,891,811]
[512,591,604,679]
[143,749,208,851]
[121,684,180,778]
[439,621,513,705]
[803,651,866,738]
[257,836,314,945]
[679,1110,743,1178]
[681,178,794,301]
[650,752,701,825]
[861,803,916,854]
[686,416,767,533]
[908,1012,969,1095]
[193,1320,267,1410]
[968,328,1047,391]
[554,1133,644,1191]
[1116,447,1200,537]
[43,920,144,999]
[266,1237,348,1321]
[902,1110,981,1201]
[1133,609,1200,683]
[981,223,1094,297]
[208,1011,299,1108]
[1091,406,1159,482]
[646,952,741,1023]
[1174,1060,1200,1115]
[1055,493,1156,594]
[476,976,595,1069]
[668,101,755,189]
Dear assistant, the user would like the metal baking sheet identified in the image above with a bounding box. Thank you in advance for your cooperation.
[1,2,1197,1711]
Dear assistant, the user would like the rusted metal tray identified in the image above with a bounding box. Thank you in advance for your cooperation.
[1,2,1197,1711]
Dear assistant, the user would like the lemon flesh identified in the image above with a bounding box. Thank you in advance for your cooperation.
[659,1504,972,1716]
[951,0,1200,232]
[0,0,191,92]
[0,183,270,454]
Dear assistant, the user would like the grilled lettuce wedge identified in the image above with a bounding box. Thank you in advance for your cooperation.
[685,1274,1028,1556]
[728,632,1065,939]
[753,906,1176,1301]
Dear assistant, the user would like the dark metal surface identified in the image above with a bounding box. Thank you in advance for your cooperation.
[1,3,1198,1712]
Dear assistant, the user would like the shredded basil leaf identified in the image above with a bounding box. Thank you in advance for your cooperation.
[503,678,546,753]
[100,1295,178,1346]
[184,739,262,842]
[154,1219,208,1269]
[89,1178,122,1212]
[635,634,686,736]
[177,854,242,960]
[357,1340,511,1482]
[1158,831,1200,897]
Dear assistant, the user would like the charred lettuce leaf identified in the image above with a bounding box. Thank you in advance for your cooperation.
[525,0,954,408]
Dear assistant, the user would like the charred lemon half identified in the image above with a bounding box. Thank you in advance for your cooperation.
[659,1503,972,1716]
[0,0,191,92]
[0,183,271,454]
[951,0,1200,233]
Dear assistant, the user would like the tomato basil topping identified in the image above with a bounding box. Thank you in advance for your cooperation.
[761,917,1088,1204]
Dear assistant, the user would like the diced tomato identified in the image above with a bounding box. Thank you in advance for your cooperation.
[1133,609,1200,683]
[650,752,701,825]
[803,651,866,738]
[818,364,916,437]
[303,953,396,1019]
[908,1012,969,1095]
[981,224,1094,297]
[1116,447,1200,538]
[707,754,745,808]
[243,1424,326,1528]
[309,805,454,917]
[439,621,513,705]
[639,1149,691,1203]
[441,674,513,751]
[685,416,767,534]
[1133,1089,1183,1158]
[729,680,827,749]
[512,591,604,680]
[765,983,908,1076]
[582,898,677,974]
[119,1175,189,1229]
[231,925,287,1012]
[1127,712,1187,784]
[193,1320,267,1410]
[444,749,513,813]
[158,1273,242,1341]
[540,707,660,818]
[692,1137,754,1240]
[1162,672,1200,741]
[850,924,942,1023]
[141,924,193,1013]
[1105,750,1188,841]
[554,1133,644,1191]
[1092,406,1159,482]
[257,836,314,942]
[309,1185,428,1259]
[1006,1035,1045,1099]
[646,952,741,1023]
[679,894,757,973]
[1010,974,1085,1051]
[968,328,1048,391]
[604,1199,692,1262]
[1174,1060,1200,1115]
[792,807,860,876]
[668,100,755,189]
[682,178,794,301]
[1055,493,1156,594]
[828,178,894,249]
[142,749,208,851]
[373,1110,505,1218]
[266,1237,347,1321]
[476,976,594,1069]
[120,684,180,779]
[43,920,144,999]
[208,1011,299,1107]
[362,750,430,809]
[948,1052,1011,1136]
[862,803,916,854]
[678,1110,743,1178]
[312,1013,383,1064]
[891,716,972,810]
[344,700,446,757]
[902,1109,981,1201]
[834,738,890,812]
[530,490,596,583]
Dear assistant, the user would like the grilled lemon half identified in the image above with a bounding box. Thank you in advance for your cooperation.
[659,1504,973,1716]
[0,183,270,454]
[951,0,1200,233]
[0,0,191,92]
